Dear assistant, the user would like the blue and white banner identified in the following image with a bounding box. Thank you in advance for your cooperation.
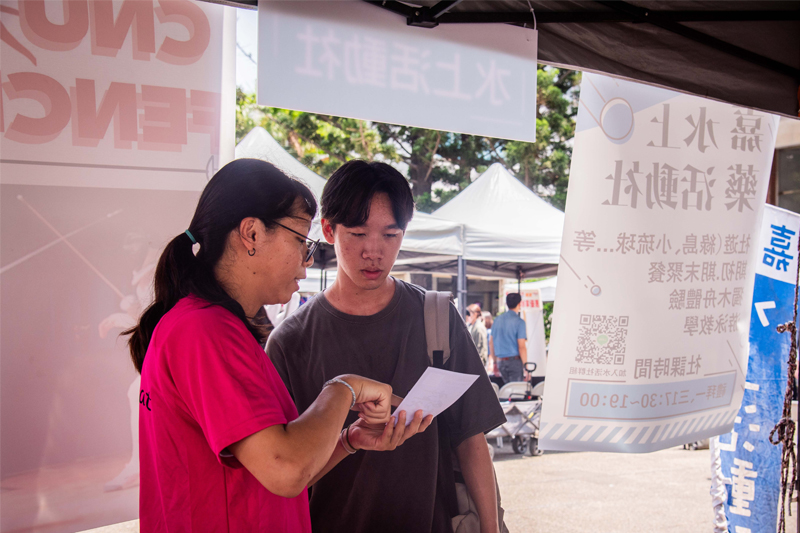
[719,204,799,532]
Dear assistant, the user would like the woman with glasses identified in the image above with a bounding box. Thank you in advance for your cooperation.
[124,159,431,532]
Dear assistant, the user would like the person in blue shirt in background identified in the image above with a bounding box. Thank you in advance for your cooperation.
[489,293,528,384]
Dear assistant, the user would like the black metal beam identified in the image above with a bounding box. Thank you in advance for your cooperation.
[365,1,444,28]
[435,9,800,24]
[437,11,628,24]
[364,1,799,25]
[213,0,256,10]
[367,0,415,19]
[430,0,465,18]
[596,0,800,80]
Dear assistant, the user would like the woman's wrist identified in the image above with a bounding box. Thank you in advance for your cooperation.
[337,374,366,402]
[340,426,357,454]
[324,377,356,409]
[345,424,359,451]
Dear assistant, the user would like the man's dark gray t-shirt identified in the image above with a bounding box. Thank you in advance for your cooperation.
[267,280,505,533]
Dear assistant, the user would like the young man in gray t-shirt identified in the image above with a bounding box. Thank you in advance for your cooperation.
[268,160,506,533]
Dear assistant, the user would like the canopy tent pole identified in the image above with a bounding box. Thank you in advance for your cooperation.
[457,255,467,318]
[517,265,523,293]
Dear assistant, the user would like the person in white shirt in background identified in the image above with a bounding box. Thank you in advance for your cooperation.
[466,303,488,365]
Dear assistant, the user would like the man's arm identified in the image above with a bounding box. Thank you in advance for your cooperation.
[456,434,499,533]
[517,338,528,365]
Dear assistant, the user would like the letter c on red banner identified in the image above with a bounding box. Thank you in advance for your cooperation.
[4,72,71,144]
[155,0,210,65]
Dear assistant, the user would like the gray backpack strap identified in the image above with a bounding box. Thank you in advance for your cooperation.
[424,290,451,368]
[425,289,509,533]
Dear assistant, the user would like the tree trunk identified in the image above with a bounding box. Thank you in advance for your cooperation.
[288,131,305,158]
[409,149,432,195]
[357,121,373,159]
[407,130,432,196]
[422,132,441,184]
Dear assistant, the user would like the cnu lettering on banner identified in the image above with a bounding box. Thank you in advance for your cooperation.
[1,0,220,151]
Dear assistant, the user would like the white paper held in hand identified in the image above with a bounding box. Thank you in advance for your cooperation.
[393,367,479,426]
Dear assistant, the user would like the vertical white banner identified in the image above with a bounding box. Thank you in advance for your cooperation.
[540,73,779,453]
[258,1,538,142]
[0,1,234,531]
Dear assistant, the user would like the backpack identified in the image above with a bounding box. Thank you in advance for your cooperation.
[423,291,510,533]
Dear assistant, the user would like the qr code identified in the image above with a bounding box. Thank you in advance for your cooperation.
[575,315,628,365]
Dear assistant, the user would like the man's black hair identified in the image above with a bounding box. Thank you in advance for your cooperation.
[321,160,415,230]
[506,293,522,310]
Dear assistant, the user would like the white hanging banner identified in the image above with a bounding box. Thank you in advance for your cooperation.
[540,73,779,453]
[258,1,538,142]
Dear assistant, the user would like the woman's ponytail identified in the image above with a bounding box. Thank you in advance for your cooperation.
[122,159,317,374]
[124,232,197,373]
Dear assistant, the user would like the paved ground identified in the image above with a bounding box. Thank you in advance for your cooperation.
[493,441,795,533]
[2,454,137,533]
[75,443,797,533]
[79,522,138,533]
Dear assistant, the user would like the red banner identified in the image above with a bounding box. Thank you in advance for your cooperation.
[0,1,234,530]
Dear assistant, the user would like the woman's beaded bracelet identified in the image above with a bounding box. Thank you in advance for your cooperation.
[324,377,356,409]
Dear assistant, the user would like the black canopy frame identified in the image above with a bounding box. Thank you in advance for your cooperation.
[372,1,800,79]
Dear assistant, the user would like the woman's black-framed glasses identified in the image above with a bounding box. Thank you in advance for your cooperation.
[272,221,319,262]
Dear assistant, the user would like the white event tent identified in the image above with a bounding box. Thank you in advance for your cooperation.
[429,163,565,279]
[412,163,565,310]
[235,126,327,199]
[385,164,567,284]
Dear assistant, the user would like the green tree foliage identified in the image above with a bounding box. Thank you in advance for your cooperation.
[504,68,581,210]
[543,301,554,343]
[236,88,399,176]
[235,66,579,212]
[373,125,501,211]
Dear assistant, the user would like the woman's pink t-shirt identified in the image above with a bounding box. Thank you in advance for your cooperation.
[139,295,311,532]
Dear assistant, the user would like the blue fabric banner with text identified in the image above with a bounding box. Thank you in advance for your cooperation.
[719,204,799,533]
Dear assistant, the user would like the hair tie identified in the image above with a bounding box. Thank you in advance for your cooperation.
[184,230,196,244]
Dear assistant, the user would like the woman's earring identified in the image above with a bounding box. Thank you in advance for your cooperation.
[248,249,256,256]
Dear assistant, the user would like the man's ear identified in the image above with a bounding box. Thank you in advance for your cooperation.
[321,218,336,244]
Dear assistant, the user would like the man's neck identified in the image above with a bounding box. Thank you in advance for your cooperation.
[324,274,397,316]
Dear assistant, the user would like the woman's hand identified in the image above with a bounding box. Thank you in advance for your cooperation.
[348,409,434,451]
[337,374,396,424]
